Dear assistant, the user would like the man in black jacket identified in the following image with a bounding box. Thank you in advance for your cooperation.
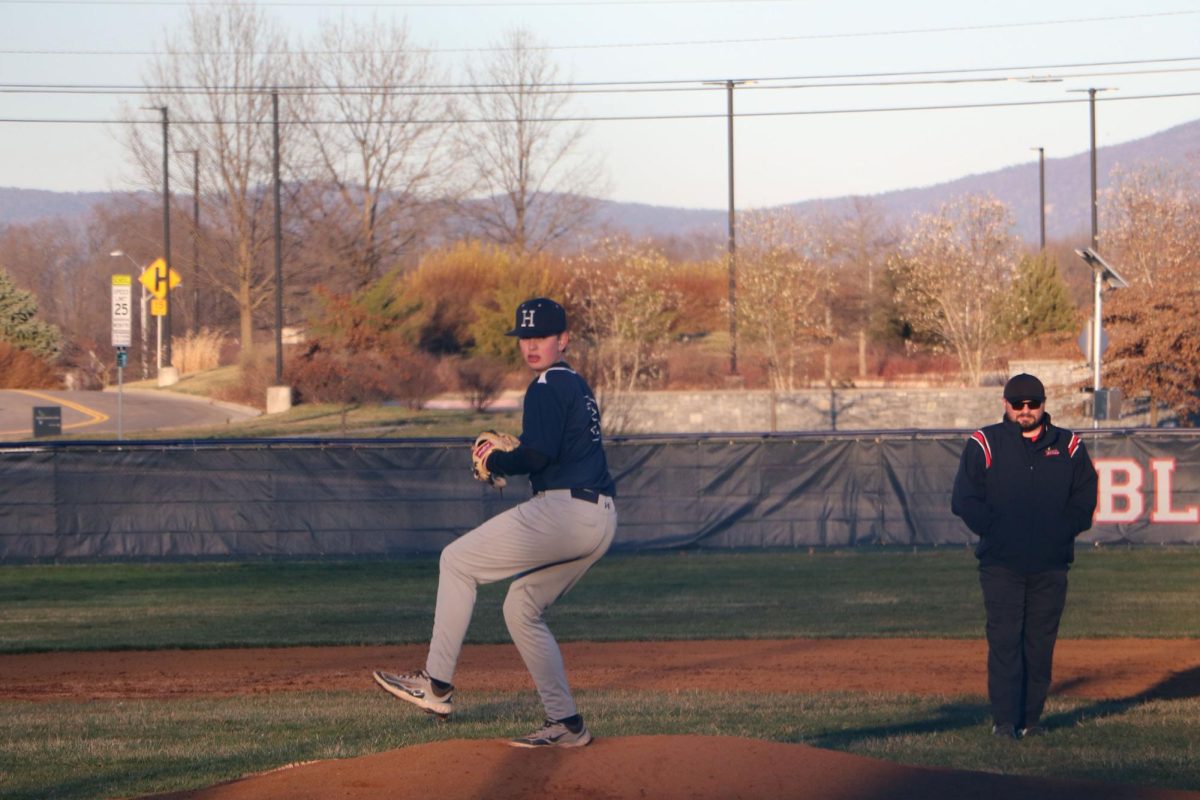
[951,373,1098,740]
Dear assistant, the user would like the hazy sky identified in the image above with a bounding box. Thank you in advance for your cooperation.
[2,0,1198,210]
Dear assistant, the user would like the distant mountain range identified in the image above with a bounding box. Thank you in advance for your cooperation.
[4,117,1198,246]
[591,117,1200,246]
[0,189,122,228]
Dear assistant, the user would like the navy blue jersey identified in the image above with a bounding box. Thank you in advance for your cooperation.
[519,362,616,497]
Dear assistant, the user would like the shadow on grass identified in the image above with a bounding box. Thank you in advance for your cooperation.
[806,700,991,748]
[807,666,1200,749]
[1043,665,1200,732]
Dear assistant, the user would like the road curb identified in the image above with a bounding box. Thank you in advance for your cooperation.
[102,386,262,419]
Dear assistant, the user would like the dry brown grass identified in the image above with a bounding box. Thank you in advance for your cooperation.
[172,328,226,375]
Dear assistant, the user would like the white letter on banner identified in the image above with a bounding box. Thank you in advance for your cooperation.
[1095,458,1144,524]
[1149,458,1200,524]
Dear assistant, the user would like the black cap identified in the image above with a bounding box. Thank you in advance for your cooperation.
[1003,373,1046,402]
[506,297,567,338]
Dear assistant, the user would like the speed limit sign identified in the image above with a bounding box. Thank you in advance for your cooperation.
[112,274,133,347]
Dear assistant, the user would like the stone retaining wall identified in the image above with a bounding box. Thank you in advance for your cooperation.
[603,360,1166,434]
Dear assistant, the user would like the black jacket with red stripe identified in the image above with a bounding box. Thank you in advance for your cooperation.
[951,413,1098,573]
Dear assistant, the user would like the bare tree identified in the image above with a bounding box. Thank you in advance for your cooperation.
[1103,163,1200,423]
[288,17,457,288]
[823,198,899,377]
[1102,164,1195,290]
[458,28,606,253]
[0,219,87,341]
[891,195,1021,386]
[565,238,681,393]
[130,3,285,354]
[736,211,827,392]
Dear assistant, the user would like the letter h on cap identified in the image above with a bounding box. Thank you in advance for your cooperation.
[521,308,537,329]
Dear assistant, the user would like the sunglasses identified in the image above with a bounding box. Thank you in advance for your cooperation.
[1008,399,1043,410]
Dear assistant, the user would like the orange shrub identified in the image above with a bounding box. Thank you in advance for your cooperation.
[0,341,61,389]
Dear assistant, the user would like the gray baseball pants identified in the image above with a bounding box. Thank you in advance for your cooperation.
[426,489,617,720]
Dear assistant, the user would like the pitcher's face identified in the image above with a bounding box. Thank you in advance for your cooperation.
[519,332,568,371]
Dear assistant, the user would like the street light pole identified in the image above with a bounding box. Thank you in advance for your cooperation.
[1076,247,1128,425]
[1030,146,1046,251]
[1067,87,1115,410]
[703,78,752,378]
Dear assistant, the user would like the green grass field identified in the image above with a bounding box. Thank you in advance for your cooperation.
[3,548,1198,652]
[1,549,1198,799]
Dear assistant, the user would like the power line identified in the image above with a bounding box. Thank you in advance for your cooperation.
[376,9,1200,53]
[2,9,1198,55]
[0,0,797,5]
[3,56,1200,95]
[2,89,1196,125]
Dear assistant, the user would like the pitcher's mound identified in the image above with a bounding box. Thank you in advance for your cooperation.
[146,735,1199,800]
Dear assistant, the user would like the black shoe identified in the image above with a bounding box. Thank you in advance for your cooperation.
[1019,724,1047,738]
[991,723,1018,739]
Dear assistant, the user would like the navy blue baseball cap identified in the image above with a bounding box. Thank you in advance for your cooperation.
[506,297,567,338]
[1004,373,1046,402]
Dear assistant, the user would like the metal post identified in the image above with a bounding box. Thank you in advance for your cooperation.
[141,289,149,379]
[1093,271,1102,395]
[117,354,123,440]
[272,89,284,385]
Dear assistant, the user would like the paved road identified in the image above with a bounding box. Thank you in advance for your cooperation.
[0,388,260,441]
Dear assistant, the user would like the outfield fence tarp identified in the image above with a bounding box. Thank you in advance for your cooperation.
[1,430,1198,561]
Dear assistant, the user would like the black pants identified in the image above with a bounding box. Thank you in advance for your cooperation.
[979,563,1069,729]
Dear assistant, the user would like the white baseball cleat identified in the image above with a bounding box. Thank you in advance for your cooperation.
[509,717,593,748]
[372,669,454,718]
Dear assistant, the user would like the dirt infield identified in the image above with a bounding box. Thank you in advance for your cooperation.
[141,736,1200,800]
[5,639,1200,800]
[5,638,1200,701]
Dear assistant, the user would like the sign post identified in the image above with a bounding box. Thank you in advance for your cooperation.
[112,274,133,440]
[139,259,180,378]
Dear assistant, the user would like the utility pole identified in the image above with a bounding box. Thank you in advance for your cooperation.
[1030,146,1046,250]
[158,106,173,368]
[702,78,753,379]
[272,89,284,386]
[176,148,200,333]
[1068,87,1115,251]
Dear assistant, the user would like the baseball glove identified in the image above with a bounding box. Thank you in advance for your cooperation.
[472,430,521,488]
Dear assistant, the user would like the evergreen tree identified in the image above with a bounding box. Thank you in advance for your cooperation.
[0,269,60,360]
[999,252,1078,340]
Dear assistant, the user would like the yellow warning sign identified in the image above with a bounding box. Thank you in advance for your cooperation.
[139,258,182,300]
